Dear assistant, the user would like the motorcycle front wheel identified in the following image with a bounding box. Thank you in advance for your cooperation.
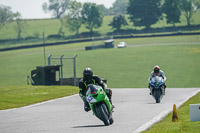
[154,90,161,103]
[95,103,110,126]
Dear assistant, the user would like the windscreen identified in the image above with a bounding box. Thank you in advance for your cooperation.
[152,76,163,83]
[88,84,99,94]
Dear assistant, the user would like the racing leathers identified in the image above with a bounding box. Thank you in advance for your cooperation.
[79,75,112,112]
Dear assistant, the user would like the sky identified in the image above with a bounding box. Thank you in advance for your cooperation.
[0,0,116,19]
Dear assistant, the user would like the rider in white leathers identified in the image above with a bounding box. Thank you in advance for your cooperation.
[148,65,167,95]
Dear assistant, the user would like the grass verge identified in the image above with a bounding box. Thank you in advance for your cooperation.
[0,85,79,110]
[143,92,200,133]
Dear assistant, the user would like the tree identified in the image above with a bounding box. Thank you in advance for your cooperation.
[0,5,14,29]
[64,1,82,36]
[195,0,200,8]
[110,0,129,15]
[163,0,181,26]
[127,0,162,29]
[58,18,65,36]
[13,12,27,40]
[109,14,128,31]
[42,0,70,18]
[180,0,200,26]
[98,4,111,16]
[81,3,103,33]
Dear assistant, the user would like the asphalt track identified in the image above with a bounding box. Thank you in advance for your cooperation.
[0,88,199,133]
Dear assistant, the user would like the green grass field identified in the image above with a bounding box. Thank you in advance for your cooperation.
[0,85,78,110]
[0,35,200,88]
[143,92,200,133]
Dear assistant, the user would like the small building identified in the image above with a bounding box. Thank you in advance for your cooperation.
[31,65,61,85]
[104,39,114,48]
[85,39,114,50]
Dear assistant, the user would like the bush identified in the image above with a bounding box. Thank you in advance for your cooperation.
[79,31,100,38]
[47,34,62,39]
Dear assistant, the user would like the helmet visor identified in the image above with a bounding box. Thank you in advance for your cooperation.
[84,74,92,81]
[154,69,159,74]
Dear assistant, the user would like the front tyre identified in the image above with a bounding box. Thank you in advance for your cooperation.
[154,90,161,103]
[109,117,114,125]
[96,103,110,126]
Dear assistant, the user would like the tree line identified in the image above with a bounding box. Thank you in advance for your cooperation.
[43,0,200,35]
[0,0,200,40]
[0,5,26,39]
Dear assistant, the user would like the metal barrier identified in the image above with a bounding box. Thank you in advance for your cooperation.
[48,54,77,86]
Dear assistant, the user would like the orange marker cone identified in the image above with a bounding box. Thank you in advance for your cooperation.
[172,104,179,122]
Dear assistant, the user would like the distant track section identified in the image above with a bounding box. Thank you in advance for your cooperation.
[0,32,200,52]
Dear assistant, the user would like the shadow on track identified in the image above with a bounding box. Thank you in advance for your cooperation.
[72,125,104,128]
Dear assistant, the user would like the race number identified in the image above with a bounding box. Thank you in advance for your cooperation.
[87,95,93,102]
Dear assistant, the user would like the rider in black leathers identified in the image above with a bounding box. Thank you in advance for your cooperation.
[79,68,113,112]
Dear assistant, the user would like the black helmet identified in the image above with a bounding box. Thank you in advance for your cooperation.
[83,68,93,82]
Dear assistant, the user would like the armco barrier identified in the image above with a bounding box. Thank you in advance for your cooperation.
[0,38,92,52]
[85,45,105,50]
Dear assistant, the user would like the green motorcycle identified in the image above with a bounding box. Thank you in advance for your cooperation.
[86,84,114,126]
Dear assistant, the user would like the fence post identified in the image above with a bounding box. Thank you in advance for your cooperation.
[48,54,52,66]
[73,54,77,86]
[47,54,77,86]
[60,55,64,84]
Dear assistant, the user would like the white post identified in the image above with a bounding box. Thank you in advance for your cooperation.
[48,54,52,66]
[92,37,94,49]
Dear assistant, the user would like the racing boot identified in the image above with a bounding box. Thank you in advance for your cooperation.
[148,83,152,95]
[108,96,115,111]
[163,83,166,95]
[163,87,166,95]
[104,88,115,110]
[149,88,152,95]
[164,84,167,95]
[109,98,115,110]
[80,94,91,112]
[84,101,91,112]
[107,91,115,109]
